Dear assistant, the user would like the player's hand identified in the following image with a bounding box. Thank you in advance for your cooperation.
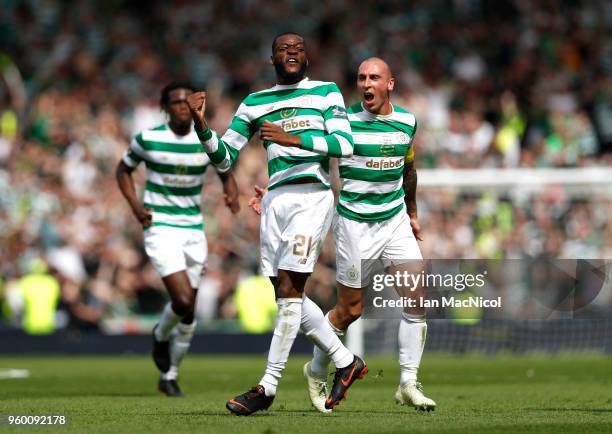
[133,205,153,228]
[260,120,301,147]
[410,216,423,241]
[187,91,207,130]
[247,185,267,215]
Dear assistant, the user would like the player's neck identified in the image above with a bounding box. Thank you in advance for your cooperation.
[168,121,191,136]
[377,100,393,116]
[277,75,305,86]
[364,100,393,116]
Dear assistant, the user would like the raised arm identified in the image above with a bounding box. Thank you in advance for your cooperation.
[187,92,254,172]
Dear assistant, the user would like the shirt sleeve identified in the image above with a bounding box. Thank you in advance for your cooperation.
[300,83,354,158]
[122,133,145,168]
[405,119,417,163]
[196,103,254,173]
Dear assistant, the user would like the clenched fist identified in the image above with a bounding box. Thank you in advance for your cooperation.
[187,91,207,131]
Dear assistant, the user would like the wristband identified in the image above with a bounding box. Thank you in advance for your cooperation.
[196,128,213,142]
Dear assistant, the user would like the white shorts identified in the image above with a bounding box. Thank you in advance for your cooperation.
[144,226,208,288]
[334,211,422,288]
[260,183,334,277]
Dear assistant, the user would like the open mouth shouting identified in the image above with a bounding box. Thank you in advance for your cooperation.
[363,91,375,103]
[285,57,302,72]
[276,54,306,81]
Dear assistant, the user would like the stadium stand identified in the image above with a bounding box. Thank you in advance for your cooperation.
[0,0,610,345]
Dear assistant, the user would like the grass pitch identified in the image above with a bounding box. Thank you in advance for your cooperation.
[0,354,611,433]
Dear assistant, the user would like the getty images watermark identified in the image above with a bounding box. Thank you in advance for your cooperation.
[371,269,502,309]
[361,259,612,320]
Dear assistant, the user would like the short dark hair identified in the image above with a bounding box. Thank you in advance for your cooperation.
[271,32,304,54]
[160,82,195,106]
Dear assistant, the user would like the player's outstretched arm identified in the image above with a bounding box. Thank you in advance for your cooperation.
[188,93,255,172]
[116,160,152,228]
[186,91,208,131]
[187,91,232,172]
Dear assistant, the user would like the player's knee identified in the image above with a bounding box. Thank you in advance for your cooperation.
[275,284,298,299]
[274,272,304,298]
[172,293,195,316]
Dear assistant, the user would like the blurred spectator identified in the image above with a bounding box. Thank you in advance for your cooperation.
[234,275,277,333]
[17,258,60,335]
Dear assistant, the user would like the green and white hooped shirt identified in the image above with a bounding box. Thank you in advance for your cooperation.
[197,77,354,190]
[122,124,210,230]
[337,103,417,223]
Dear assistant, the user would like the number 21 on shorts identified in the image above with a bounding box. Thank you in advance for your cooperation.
[292,234,313,258]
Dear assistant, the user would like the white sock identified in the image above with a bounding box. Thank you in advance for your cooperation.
[302,297,353,370]
[398,312,427,385]
[310,310,353,377]
[155,303,182,341]
[259,298,303,397]
[161,320,196,380]
[161,366,178,381]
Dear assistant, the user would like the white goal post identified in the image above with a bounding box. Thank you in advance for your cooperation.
[418,167,612,193]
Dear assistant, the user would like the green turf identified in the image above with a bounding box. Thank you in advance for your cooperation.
[0,354,611,433]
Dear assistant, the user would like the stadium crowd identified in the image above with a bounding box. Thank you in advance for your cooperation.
[0,0,610,333]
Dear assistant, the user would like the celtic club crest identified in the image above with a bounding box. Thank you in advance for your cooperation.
[347,265,359,282]
[280,108,297,118]
[380,144,395,157]
[397,132,410,143]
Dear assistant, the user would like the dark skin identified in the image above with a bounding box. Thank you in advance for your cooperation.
[116,87,239,318]
[187,35,315,299]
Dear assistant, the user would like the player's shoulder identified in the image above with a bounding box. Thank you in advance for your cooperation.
[243,87,269,99]
[391,104,417,127]
[137,123,169,142]
[137,123,168,135]
[150,124,168,132]
[242,79,340,107]
[391,104,412,115]
[304,79,340,92]
[241,87,276,108]
[347,102,365,115]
